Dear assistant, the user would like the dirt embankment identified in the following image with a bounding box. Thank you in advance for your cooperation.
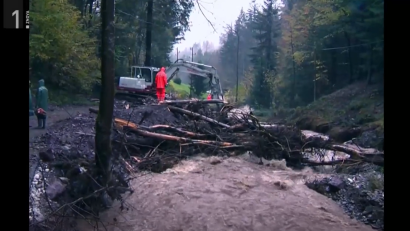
[76,155,374,231]
[271,82,384,149]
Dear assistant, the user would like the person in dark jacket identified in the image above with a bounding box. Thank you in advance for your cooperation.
[155,67,168,102]
[35,79,49,129]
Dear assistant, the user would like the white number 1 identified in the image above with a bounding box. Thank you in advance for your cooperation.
[12,10,19,29]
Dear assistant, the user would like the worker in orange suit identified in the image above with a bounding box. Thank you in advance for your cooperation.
[155,67,167,102]
[207,93,212,100]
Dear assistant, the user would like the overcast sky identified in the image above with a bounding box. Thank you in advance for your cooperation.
[173,0,265,52]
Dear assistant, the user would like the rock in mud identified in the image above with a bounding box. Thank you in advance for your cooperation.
[39,149,55,162]
[208,156,222,165]
[46,180,66,200]
[327,177,345,192]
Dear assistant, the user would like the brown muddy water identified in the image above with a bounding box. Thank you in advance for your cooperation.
[76,155,373,231]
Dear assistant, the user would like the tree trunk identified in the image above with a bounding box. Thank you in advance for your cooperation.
[135,24,144,65]
[235,31,240,103]
[366,44,373,85]
[95,0,115,185]
[290,28,296,106]
[313,47,317,102]
[343,31,353,84]
[144,0,154,66]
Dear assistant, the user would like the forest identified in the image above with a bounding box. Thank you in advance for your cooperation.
[174,0,384,109]
[29,0,384,109]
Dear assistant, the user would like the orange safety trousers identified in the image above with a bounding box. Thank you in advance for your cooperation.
[156,88,165,101]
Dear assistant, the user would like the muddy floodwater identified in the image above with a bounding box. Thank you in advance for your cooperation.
[76,155,373,231]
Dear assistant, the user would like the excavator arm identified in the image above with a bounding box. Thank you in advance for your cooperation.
[164,59,224,100]
[166,67,180,83]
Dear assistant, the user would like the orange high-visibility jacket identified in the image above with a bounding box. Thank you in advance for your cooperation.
[155,67,167,88]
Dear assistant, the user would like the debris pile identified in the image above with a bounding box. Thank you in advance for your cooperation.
[29,98,384,230]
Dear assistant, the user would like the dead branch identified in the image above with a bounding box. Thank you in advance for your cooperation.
[330,144,384,158]
[141,124,211,138]
[301,158,360,166]
[168,106,230,128]
[160,99,227,104]
[122,126,235,147]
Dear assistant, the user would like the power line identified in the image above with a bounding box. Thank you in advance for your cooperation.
[321,40,384,51]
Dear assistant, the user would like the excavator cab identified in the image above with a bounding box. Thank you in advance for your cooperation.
[117,66,159,95]
[130,66,156,84]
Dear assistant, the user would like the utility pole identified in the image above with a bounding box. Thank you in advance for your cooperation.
[189,47,194,98]
[176,48,179,60]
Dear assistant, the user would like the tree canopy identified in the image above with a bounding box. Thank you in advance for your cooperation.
[30,0,194,95]
[217,0,384,108]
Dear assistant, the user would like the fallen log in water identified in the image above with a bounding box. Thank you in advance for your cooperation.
[159,99,227,104]
[114,118,236,147]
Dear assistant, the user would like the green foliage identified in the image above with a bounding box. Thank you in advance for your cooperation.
[168,81,190,94]
[173,77,182,85]
[30,0,194,101]
[225,84,248,104]
[30,0,99,93]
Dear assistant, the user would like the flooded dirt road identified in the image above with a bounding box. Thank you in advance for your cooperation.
[76,155,373,231]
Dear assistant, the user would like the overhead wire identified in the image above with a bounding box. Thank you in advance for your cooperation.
[321,40,384,51]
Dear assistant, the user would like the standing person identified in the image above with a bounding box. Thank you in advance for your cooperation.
[155,67,167,103]
[35,79,49,129]
[207,93,212,100]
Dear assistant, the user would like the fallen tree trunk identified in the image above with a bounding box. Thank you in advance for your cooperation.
[301,158,361,166]
[329,144,384,166]
[168,106,230,128]
[89,107,98,114]
[141,124,211,139]
[301,130,384,158]
[114,118,235,147]
[160,99,227,104]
